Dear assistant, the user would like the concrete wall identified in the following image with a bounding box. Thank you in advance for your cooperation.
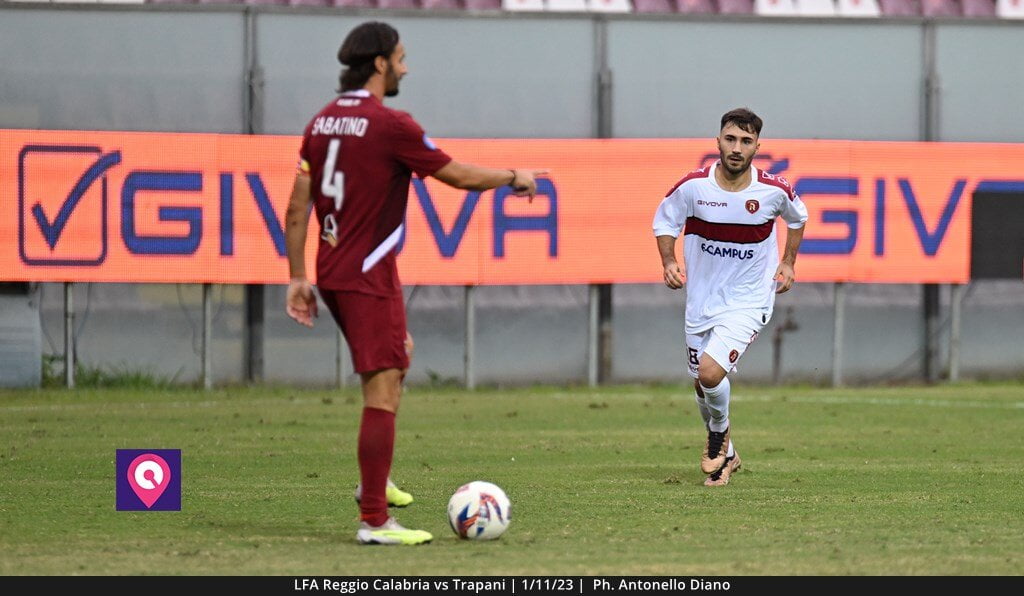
[0,284,42,388]
[7,7,1024,141]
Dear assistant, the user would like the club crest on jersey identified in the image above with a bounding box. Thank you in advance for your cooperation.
[728,349,739,363]
[745,199,759,214]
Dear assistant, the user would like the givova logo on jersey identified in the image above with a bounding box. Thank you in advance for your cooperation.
[701,243,754,260]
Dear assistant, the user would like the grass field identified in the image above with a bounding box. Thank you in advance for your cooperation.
[1,381,1022,575]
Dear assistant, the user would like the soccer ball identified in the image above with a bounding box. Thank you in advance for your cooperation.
[447,481,512,540]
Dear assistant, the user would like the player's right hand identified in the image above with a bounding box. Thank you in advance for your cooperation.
[286,278,318,328]
[511,169,549,203]
[663,262,685,289]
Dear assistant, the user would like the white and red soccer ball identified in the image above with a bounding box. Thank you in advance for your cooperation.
[447,481,512,540]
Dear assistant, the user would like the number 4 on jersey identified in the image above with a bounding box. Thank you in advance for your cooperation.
[321,138,344,247]
[322,138,345,210]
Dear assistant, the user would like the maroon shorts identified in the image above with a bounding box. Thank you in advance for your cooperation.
[318,289,409,374]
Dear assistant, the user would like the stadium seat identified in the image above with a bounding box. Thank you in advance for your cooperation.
[676,0,716,11]
[288,0,333,6]
[920,0,960,14]
[587,0,633,11]
[879,0,921,14]
[795,0,838,14]
[503,0,545,9]
[836,0,881,15]
[464,0,502,8]
[633,0,676,11]
[421,0,463,8]
[756,0,799,14]
[995,0,1024,17]
[331,0,376,5]
[961,0,996,16]
[377,0,421,7]
[547,0,588,10]
[244,0,289,5]
[718,0,755,13]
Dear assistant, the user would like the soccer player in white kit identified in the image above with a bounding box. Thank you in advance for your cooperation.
[653,108,808,486]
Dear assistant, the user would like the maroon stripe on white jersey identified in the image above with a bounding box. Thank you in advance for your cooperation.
[684,217,774,244]
[664,166,711,197]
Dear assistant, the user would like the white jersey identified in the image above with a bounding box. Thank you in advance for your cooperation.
[653,161,808,335]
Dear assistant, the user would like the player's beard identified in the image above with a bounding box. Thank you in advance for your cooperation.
[719,148,751,176]
[384,64,400,97]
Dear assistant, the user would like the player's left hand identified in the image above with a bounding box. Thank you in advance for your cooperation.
[286,278,318,327]
[775,262,796,294]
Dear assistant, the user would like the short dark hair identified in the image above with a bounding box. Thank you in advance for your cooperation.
[337,22,400,92]
[720,108,763,137]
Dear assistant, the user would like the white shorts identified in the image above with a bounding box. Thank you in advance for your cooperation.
[685,311,767,379]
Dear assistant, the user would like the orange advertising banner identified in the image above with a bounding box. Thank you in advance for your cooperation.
[4,129,1023,285]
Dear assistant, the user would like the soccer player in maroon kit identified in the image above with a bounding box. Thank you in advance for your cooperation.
[284,21,545,545]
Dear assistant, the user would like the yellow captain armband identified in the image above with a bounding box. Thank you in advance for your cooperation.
[297,158,310,174]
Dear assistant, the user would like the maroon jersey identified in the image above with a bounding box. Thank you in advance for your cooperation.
[299,89,452,295]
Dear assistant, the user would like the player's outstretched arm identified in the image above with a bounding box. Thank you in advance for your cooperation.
[656,235,685,290]
[432,161,548,202]
[284,173,318,327]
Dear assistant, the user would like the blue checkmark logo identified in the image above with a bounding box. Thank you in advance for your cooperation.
[18,145,121,266]
[31,151,121,250]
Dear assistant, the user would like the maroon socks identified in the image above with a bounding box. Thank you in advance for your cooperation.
[357,407,395,527]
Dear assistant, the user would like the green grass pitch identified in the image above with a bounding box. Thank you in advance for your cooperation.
[1,382,1022,575]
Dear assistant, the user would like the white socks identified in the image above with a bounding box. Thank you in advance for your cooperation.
[694,393,712,426]
[694,392,734,456]
[699,376,731,433]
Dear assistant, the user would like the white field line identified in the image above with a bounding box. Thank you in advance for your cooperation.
[734,393,1024,410]
[2,392,1022,413]
[546,392,1024,410]
[0,397,328,413]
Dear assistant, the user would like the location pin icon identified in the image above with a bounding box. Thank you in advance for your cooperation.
[127,454,171,508]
